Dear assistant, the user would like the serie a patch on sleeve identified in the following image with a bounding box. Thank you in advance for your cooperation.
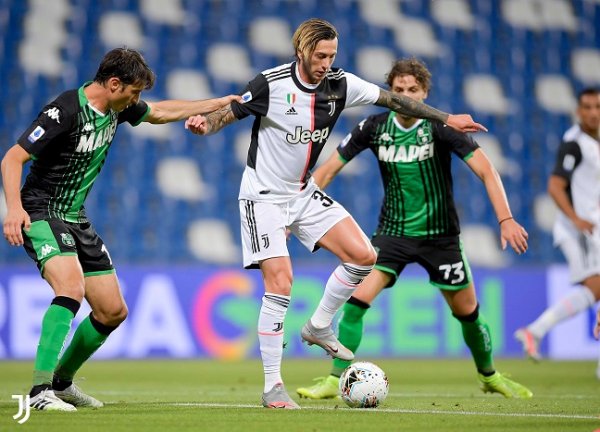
[241,91,253,103]
[27,126,45,143]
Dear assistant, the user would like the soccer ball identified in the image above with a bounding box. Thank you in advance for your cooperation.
[339,361,389,408]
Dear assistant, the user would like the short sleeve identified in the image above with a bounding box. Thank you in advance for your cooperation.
[552,140,581,182]
[118,100,150,125]
[343,72,380,109]
[337,117,377,162]
[17,101,73,156]
[231,73,270,120]
[432,121,479,161]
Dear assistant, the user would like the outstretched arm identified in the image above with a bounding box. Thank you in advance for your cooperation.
[375,88,487,133]
[466,148,528,254]
[185,104,238,135]
[1,145,31,246]
[146,94,241,124]
[312,150,346,189]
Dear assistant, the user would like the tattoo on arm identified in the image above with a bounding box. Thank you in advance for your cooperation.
[375,89,449,123]
[204,105,237,134]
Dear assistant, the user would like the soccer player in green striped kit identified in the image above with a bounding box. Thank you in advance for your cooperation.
[296,58,533,399]
[1,48,239,411]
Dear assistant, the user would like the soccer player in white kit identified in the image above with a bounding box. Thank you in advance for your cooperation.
[516,88,600,376]
[186,18,487,408]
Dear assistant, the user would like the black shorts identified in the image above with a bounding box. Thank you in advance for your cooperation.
[371,234,472,290]
[23,218,114,275]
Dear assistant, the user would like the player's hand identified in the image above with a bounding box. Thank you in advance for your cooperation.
[446,114,488,133]
[3,206,31,246]
[221,94,243,105]
[594,308,600,340]
[185,115,209,135]
[573,217,594,235]
[499,218,528,255]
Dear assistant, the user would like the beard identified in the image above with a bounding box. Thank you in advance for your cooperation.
[298,56,321,84]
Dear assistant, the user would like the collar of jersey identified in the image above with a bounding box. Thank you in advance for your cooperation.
[392,114,424,132]
[79,81,108,116]
[291,62,324,93]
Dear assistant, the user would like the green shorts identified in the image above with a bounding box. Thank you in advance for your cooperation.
[23,218,115,276]
[371,233,472,290]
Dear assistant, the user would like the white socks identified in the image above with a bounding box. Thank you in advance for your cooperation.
[258,293,290,392]
[310,263,373,329]
[528,286,596,339]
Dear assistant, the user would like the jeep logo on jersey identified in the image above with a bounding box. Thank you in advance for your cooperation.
[378,143,435,163]
[44,108,61,123]
[286,126,330,145]
[75,121,118,153]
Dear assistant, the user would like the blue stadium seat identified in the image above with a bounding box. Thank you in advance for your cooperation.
[1,0,597,266]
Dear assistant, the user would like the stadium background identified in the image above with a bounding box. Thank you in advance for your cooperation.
[0,0,598,361]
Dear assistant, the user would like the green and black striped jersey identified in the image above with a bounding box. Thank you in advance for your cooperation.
[337,112,479,238]
[17,81,149,223]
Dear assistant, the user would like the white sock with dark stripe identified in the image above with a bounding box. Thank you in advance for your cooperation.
[258,293,290,392]
[528,286,596,338]
[310,263,373,329]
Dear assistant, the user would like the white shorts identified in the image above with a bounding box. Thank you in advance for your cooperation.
[239,184,350,269]
[557,231,600,284]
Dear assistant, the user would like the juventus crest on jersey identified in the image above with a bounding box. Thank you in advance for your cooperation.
[231,62,380,203]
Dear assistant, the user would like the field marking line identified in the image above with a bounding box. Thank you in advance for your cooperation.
[170,402,599,420]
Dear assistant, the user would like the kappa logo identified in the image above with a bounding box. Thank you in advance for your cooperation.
[83,123,94,133]
[40,244,57,258]
[379,132,393,142]
[44,107,61,123]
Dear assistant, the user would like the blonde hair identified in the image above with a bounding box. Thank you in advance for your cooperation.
[292,18,338,61]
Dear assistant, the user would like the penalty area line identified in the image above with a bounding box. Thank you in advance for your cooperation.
[170,402,598,420]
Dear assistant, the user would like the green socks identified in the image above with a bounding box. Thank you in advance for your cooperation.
[32,297,80,386]
[455,305,495,375]
[54,314,115,381]
[331,299,370,377]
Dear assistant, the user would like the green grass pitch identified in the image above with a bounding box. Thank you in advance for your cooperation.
[0,358,598,431]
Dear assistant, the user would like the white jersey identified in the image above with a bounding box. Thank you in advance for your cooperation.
[552,124,600,244]
[231,62,380,203]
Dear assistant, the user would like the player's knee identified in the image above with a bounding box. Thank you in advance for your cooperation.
[94,302,128,327]
[52,280,85,303]
[113,303,128,325]
[452,303,479,322]
[265,272,293,296]
[353,244,377,267]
